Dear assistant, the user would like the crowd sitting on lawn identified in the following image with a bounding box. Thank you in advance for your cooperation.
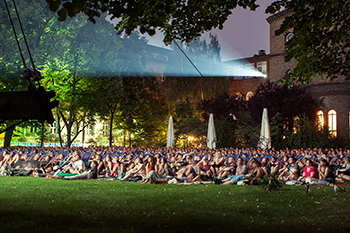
[0,146,350,186]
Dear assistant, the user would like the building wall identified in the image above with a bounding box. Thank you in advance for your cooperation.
[267,10,350,138]
[226,51,269,99]
[229,77,268,98]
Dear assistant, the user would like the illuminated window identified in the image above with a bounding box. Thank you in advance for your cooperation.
[257,62,267,74]
[86,125,94,136]
[50,122,56,134]
[246,91,254,101]
[328,110,337,136]
[103,122,109,136]
[316,110,324,130]
[236,92,242,99]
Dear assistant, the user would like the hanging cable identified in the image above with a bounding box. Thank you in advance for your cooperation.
[173,40,222,98]
[12,0,36,71]
[174,40,204,77]
[3,0,27,69]
[12,0,42,81]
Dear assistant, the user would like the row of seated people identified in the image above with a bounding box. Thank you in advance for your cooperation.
[1,147,349,185]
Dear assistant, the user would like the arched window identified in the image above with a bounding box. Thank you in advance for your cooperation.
[246,91,254,101]
[285,32,294,42]
[328,110,337,136]
[236,92,242,99]
[316,110,324,130]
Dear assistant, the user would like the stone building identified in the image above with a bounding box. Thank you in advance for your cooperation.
[267,10,350,139]
[227,10,350,139]
[224,49,269,100]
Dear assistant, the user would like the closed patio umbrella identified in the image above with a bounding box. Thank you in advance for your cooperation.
[166,116,175,148]
[207,113,217,149]
[259,108,271,150]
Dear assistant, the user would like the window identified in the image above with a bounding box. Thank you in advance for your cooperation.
[152,53,159,59]
[50,122,56,134]
[164,56,168,61]
[223,66,233,76]
[102,122,109,136]
[285,32,294,42]
[328,110,337,136]
[246,63,254,70]
[86,125,94,136]
[236,92,242,99]
[316,110,324,130]
[257,62,267,75]
[246,91,254,101]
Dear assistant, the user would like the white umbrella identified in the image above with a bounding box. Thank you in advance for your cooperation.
[259,108,271,150]
[207,113,217,149]
[166,116,175,148]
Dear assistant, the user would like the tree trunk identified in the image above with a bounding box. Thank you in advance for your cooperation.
[40,123,45,147]
[108,109,115,147]
[3,123,14,148]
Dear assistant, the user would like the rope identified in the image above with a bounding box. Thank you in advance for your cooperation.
[12,0,36,71]
[173,40,225,104]
[3,0,27,68]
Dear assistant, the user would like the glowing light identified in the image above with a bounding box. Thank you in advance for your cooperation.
[316,110,324,129]
[328,110,337,137]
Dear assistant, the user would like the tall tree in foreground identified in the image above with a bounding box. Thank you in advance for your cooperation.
[45,0,258,44]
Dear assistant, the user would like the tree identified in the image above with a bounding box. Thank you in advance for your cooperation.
[116,77,168,147]
[266,0,350,83]
[248,81,318,131]
[197,93,247,148]
[45,0,258,44]
[165,34,228,104]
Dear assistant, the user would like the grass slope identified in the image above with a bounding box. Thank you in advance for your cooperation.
[0,177,349,233]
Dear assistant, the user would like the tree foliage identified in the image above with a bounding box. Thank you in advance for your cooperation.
[248,81,318,132]
[266,0,350,83]
[45,0,258,45]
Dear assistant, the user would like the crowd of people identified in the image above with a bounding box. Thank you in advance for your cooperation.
[0,146,350,186]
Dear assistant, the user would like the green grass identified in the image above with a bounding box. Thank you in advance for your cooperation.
[0,177,349,233]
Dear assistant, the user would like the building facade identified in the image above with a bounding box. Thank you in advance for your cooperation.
[267,10,350,138]
[224,50,269,100]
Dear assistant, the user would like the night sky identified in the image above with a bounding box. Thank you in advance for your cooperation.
[147,0,274,61]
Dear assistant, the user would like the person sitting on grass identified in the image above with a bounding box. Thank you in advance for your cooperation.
[210,151,225,177]
[335,157,350,182]
[314,158,335,185]
[60,154,86,175]
[278,156,300,184]
[120,157,146,181]
[243,160,265,185]
[300,159,319,184]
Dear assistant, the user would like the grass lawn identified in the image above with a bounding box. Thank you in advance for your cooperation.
[0,177,349,233]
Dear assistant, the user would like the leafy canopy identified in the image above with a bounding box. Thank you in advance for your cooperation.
[45,0,258,45]
[266,0,350,84]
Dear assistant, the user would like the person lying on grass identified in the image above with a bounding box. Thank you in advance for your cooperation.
[216,157,248,185]
[216,156,237,179]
